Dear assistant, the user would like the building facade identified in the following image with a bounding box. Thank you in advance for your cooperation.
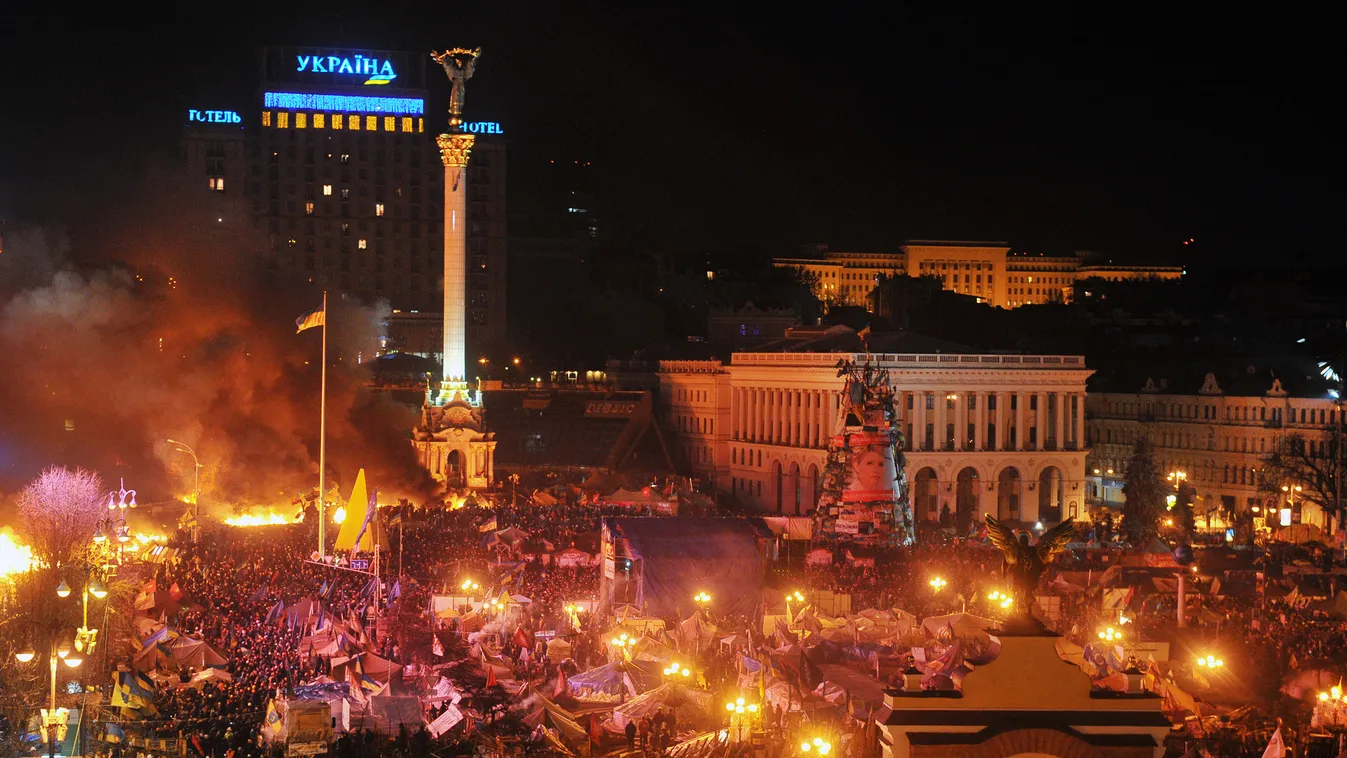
[182,45,508,355]
[1086,374,1339,529]
[774,242,1182,311]
[659,347,1093,524]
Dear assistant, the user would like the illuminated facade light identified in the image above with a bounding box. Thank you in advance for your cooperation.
[263,92,425,115]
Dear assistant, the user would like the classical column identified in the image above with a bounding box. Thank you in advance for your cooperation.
[772,389,782,444]
[914,392,926,451]
[436,132,474,395]
[994,391,1006,450]
[936,391,947,451]
[1074,393,1086,449]
[1037,391,1048,450]
[1015,391,1026,451]
[1055,392,1067,450]
[751,389,761,442]
[975,391,987,451]
[950,392,962,450]
[793,390,802,447]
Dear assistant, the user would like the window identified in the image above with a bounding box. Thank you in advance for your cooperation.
[340,188,350,200]
[358,239,367,249]
[277,112,289,128]
[322,184,333,196]
[305,201,314,215]
[295,113,308,129]
[375,203,385,217]
[341,154,350,164]
[261,111,272,127]
[365,116,378,131]
[208,177,225,192]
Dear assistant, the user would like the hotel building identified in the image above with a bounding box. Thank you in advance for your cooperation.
[1086,373,1340,529]
[182,45,508,355]
[774,242,1183,310]
[658,327,1094,524]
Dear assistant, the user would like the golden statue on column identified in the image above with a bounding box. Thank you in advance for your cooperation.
[431,47,480,131]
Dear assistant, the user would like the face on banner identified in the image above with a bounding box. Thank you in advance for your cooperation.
[843,433,898,499]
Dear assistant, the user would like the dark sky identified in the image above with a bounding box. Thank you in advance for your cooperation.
[1,4,1341,267]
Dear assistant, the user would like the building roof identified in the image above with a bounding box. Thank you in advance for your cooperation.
[486,390,673,470]
[749,325,976,355]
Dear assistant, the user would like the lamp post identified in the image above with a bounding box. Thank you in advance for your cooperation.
[18,606,83,758]
[800,736,832,755]
[167,439,203,544]
[723,696,760,742]
[1282,484,1302,528]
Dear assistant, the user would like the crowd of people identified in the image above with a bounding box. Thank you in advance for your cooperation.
[63,494,1347,758]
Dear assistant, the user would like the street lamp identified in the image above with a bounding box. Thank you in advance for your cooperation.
[1195,654,1223,669]
[1282,484,1302,526]
[167,439,203,543]
[724,696,760,742]
[106,478,137,511]
[928,577,947,594]
[986,590,1013,610]
[1165,471,1186,511]
[800,737,832,755]
[17,637,81,758]
[694,591,711,607]
[55,579,71,599]
[1097,626,1123,643]
[662,661,693,680]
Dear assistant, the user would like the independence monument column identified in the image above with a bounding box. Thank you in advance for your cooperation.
[412,47,496,491]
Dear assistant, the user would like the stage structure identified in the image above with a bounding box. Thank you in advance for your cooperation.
[412,47,496,489]
[813,357,914,546]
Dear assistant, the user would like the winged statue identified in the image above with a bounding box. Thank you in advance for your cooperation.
[985,515,1076,612]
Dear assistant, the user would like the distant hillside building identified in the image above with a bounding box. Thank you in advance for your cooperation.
[774,241,1182,311]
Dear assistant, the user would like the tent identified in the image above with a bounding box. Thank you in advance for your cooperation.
[555,548,592,568]
[567,660,662,699]
[189,668,233,688]
[495,526,530,545]
[369,695,424,733]
[546,638,573,662]
[601,488,677,515]
[169,638,228,669]
[333,469,390,552]
[920,613,996,639]
[611,683,713,730]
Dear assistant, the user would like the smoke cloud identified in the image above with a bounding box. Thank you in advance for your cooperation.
[0,159,436,512]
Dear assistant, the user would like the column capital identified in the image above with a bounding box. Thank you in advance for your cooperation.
[437,133,476,167]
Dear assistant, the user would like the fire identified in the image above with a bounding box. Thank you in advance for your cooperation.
[332,506,346,524]
[0,530,37,577]
[224,512,297,527]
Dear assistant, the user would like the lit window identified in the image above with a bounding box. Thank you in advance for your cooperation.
[314,113,325,129]
[208,177,225,192]
[305,202,315,215]
[322,185,333,196]
[341,154,350,164]
[365,116,377,131]
[417,117,424,133]
[348,115,359,130]
[277,112,289,128]
[384,116,395,132]
[375,203,385,217]
[332,114,343,130]
[287,238,297,248]
[358,239,368,249]
[340,188,350,200]
[401,117,413,132]
[261,111,272,127]
[296,113,308,129]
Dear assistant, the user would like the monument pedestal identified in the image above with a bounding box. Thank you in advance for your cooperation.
[413,382,495,490]
[874,613,1169,758]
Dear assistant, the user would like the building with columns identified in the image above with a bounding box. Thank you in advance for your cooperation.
[658,327,1093,525]
[1086,372,1340,530]
[774,241,1182,310]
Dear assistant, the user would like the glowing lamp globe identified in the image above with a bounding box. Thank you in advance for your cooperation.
[15,645,35,663]
[56,580,71,599]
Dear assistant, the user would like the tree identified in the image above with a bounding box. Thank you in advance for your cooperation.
[1120,439,1165,546]
[1263,431,1345,532]
[938,503,953,529]
[1171,481,1197,538]
[17,466,106,571]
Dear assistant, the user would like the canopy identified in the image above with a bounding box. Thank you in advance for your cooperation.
[496,526,530,545]
[555,548,592,568]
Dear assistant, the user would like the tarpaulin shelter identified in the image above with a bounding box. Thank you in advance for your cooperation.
[495,526,531,545]
[546,638,572,662]
[601,517,767,618]
[189,668,233,688]
[369,695,424,733]
[628,635,680,665]
[601,488,677,515]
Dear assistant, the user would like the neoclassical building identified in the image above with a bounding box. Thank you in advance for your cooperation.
[1086,372,1340,529]
[658,327,1094,524]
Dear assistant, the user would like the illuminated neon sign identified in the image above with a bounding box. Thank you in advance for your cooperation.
[188,109,242,124]
[263,92,424,115]
[297,54,397,85]
[462,122,503,135]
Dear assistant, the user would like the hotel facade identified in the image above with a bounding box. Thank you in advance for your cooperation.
[658,330,1094,524]
[774,241,1183,310]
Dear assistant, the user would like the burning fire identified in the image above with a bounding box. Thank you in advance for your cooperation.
[224,512,297,527]
[332,506,346,524]
[0,530,37,577]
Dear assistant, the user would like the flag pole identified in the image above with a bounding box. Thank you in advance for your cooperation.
[318,290,328,560]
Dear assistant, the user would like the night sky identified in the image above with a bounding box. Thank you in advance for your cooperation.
[1,5,1340,267]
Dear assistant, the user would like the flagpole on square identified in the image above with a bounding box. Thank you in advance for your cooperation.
[319,290,328,559]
